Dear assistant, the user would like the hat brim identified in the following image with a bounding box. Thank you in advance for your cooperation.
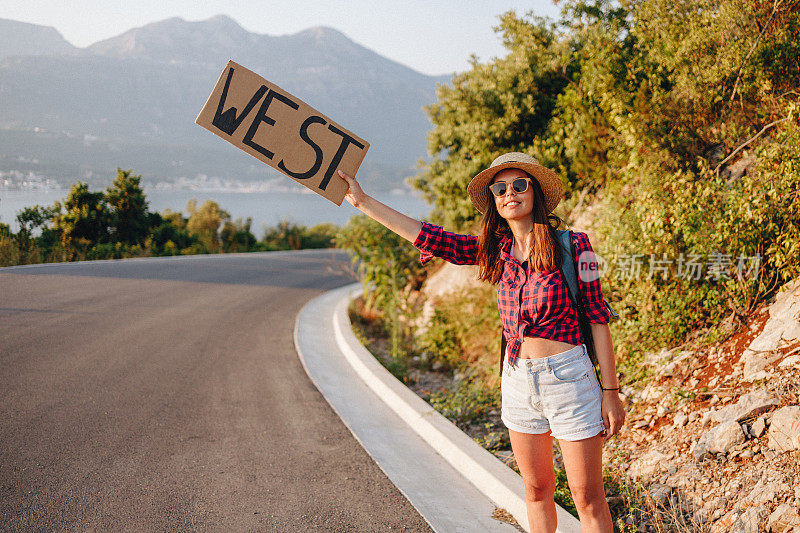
[467,161,564,214]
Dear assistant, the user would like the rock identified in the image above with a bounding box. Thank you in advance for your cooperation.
[694,509,710,525]
[414,262,483,336]
[693,420,746,459]
[711,506,769,533]
[743,478,780,506]
[640,382,665,402]
[740,351,783,381]
[643,347,674,367]
[745,277,800,353]
[422,262,482,300]
[658,350,693,378]
[629,449,670,479]
[710,389,780,424]
[751,416,767,437]
[769,504,800,533]
[780,354,800,369]
[767,406,800,452]
[673,412,688,427]
[648,483,672,506]
[734,506,769,533]
[726,154,755,181]
[711,509,740,533]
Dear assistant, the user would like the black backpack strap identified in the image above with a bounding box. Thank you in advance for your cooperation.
[556,229,600,368]
[499,330,507,377]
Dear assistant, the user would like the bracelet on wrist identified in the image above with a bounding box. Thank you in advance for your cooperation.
[601,387,619,391]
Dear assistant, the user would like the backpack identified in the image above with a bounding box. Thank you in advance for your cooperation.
[498,229,619,377]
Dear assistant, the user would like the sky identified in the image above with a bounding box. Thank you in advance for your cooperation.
[4,0,561,76]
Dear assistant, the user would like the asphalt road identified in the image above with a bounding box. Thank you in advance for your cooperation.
[0,250,432,532]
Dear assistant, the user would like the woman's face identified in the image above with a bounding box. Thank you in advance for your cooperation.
[491,168,534,221]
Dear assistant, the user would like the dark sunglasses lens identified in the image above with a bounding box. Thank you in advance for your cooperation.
[512,178,529,193]
[489,183,507,196]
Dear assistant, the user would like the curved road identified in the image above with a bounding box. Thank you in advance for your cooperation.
[0,250,431,532]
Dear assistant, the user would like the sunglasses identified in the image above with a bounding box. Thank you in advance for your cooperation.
[488,177,532,197]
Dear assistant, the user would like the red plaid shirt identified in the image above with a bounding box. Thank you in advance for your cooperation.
[413,221,610,365]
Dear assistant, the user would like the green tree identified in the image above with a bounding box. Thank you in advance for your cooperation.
[186,199,230,253]
[262,219,305,250]
[220,217,257,253]
[105,168,152,245]
[15,205,57,238]
[410,11,569,230]
[14,205,60,263]
[51,182,111,252]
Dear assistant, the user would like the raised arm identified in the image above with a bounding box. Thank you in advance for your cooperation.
[338,169,421,243]
[338,170,479,265]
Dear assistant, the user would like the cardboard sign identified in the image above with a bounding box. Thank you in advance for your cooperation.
[196,60,369,205]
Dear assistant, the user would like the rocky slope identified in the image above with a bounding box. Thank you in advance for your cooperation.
[406,258,800,531]
[606,276,800,532]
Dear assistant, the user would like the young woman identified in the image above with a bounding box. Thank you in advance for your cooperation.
[337,151,625,533]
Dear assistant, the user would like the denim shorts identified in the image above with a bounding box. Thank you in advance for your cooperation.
[501,343,607,441]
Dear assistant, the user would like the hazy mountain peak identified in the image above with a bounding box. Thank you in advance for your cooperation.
[87,15,255,61]
[299,26,348,40]
[0,18,77,58]
[203,14,243,28]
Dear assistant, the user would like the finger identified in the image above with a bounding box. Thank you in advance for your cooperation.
[337,169,354,182]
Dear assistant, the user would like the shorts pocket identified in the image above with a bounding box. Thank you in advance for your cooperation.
[551,358,591,383]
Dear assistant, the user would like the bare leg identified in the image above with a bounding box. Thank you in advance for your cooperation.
[558,432,613,532]
[509,428,558,533]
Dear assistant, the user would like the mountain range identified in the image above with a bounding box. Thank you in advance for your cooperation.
[0,16,451,192]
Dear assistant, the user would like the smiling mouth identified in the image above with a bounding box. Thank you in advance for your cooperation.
[505,201,521,207]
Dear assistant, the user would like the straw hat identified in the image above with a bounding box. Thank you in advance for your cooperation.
[467,152,564,214]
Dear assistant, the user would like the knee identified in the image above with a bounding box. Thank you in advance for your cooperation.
[569,483,605,511]
[522,476,556,502]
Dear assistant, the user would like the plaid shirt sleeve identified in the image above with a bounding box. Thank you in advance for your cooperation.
[412,221,479,266]
[572,231,611,324]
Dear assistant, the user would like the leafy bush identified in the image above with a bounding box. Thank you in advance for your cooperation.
[425,377,501,426]
[262,219,338,250]
[335,215,427,357]
[417,284,502,375]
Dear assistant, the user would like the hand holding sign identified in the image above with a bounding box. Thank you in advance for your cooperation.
[196,60,370,205]
[337,169,368,209]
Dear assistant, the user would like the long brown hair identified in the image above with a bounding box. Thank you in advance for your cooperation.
[477,171,564,284]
